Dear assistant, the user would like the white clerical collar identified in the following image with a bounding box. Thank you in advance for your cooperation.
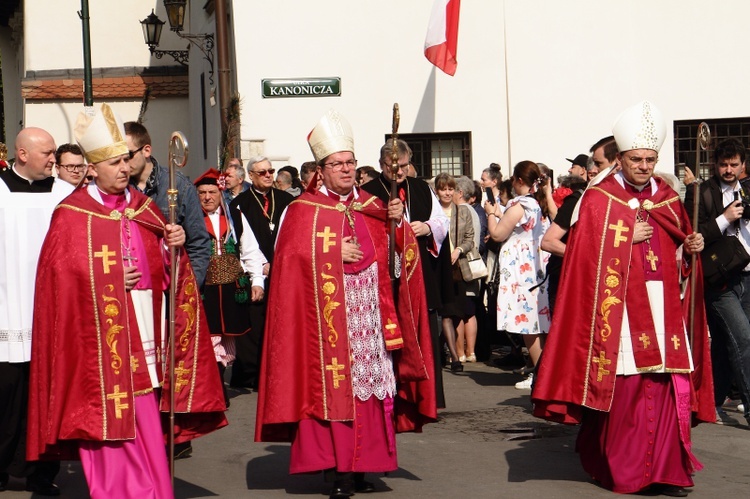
[12,165,33,184]
[615,171,656,194]
[319,185,358,201]
[87,182,131,205]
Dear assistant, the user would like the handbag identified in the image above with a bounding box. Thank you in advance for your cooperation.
[701,234,750,287]
[459,247,489,282]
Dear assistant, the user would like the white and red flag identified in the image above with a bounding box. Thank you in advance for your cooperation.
[424,0,461,76]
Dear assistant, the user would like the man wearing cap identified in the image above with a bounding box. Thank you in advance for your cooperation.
[255,110,436,499]
[27,104,227,499]
[533,101,714,496]
[566,153,590,180]
[0,128,73,495]
[195,168,267,407]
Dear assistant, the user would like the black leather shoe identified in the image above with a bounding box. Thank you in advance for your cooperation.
[174,441,193,460]
[355,480,376,493]
[329,486,354,499]
[0,472,9,491]
[449,361,463,373]
[329,473,354,499]
[25,478,61,496]
[658,485,689,497]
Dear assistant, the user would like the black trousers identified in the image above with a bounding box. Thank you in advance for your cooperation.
[230,301,266,389]
[0,362,59,481]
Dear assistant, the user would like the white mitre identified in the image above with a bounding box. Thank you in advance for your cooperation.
[612,100,666,153]
[74,103,129,164]
[307,109,355,163]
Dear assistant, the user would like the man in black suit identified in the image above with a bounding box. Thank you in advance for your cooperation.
[229,156,294,389]
[361,139,452,405]
[685,137,750,425]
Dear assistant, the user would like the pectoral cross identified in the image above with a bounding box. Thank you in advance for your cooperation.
[671,335,681,350]
[646,248,659,271]
[608,220,630,248]
[174,361,191,393]
[317,226,337,253]
[639,333,651,349]
[94,245,117,274]
[592,351,612,382]
[107,384,129,419]
[325,357,346,389]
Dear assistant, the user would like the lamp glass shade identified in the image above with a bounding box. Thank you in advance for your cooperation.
[140,9,165,47]
[163,0,187,32]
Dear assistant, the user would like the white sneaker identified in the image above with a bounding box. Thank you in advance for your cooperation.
[738,403,745,413]
[515,373,534,390]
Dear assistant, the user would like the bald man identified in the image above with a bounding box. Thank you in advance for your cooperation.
[1,127,73,495]
[1,127,57,190]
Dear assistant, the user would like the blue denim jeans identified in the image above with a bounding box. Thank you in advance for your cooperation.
[705,273,750,420]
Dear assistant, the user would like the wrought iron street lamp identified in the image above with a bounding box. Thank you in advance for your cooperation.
[140,2,215,84]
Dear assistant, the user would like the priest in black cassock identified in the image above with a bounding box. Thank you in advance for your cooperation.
[0,127,73,496]
[228,156,294,389]
[361,139,452,406]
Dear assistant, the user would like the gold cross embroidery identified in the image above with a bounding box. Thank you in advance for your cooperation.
[385,319,397,336]
[94,245,117,274]
[671,335,681,350]
[608,220,630,248]
[130,356,139,372]
[639,333,651,349]
[174,361,191,393]
[592,351,612,382]
[326,357,346,389]
[646,249,659,271]
[316,226,337,253]
[107,384,129,419]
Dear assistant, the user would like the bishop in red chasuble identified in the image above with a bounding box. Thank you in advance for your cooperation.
[255,110,436,499]
[532,101,714,495]
[27,104,226,499]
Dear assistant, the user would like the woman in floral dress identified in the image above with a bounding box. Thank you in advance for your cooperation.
[487,161,551,389]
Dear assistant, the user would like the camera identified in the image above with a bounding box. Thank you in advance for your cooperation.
[734,189,750,220]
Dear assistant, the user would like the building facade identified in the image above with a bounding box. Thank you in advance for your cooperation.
[3,1,750,180]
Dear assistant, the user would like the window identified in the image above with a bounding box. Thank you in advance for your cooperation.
[386,132,472,178]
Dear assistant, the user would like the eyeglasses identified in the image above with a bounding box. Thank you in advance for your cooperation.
[381,159,410,171]
[59,164,86,173]
[323,159,357,172]
[251,168,275,177]
[128,145,146,160]
[624,155,657,166]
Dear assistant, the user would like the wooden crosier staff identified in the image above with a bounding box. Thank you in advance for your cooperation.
[689,122,710,349]
[167,131,188,483]
[388,103,400,280]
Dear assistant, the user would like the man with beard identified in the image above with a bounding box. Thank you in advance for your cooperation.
[685,137,750,426]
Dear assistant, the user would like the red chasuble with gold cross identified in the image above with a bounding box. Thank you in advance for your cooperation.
[255,189,436,442]
[532,175,714,425]
[27,187,227,461]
